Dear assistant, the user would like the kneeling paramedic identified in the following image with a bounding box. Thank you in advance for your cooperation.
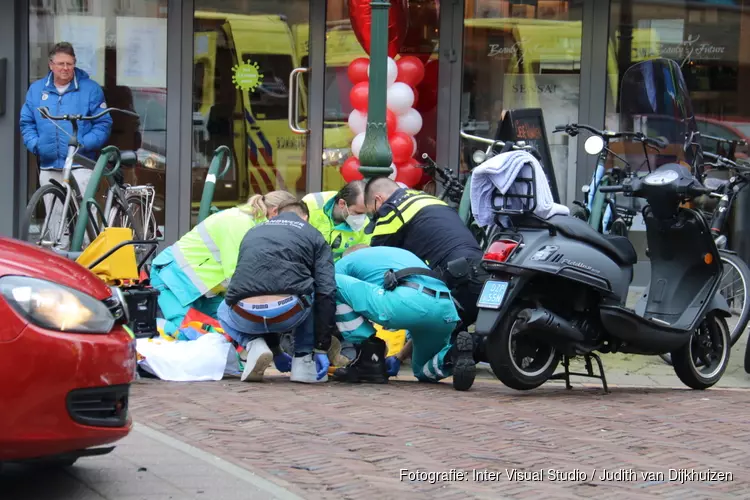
[218,201,338,383]
[363,177,489,361]
[302,180,371,262]
[332,244,476,390]
[150,191,296,335]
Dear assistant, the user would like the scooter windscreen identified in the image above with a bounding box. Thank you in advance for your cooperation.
[618,58,700,171]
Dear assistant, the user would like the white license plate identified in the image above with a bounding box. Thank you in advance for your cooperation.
[476,280,509,309]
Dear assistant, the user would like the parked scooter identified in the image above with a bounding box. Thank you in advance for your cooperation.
[472,58,732,392]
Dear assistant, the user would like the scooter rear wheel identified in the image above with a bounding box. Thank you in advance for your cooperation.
[671,313,730,390]
[486,305,561,390]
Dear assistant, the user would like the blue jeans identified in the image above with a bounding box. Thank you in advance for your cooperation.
[217,297,314,355]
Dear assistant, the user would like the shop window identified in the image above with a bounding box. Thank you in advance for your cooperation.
[323,0,441,192]
[461,0,584,205]
[192,1,311,226]
[27,0,168,237]
[606,0,750,158]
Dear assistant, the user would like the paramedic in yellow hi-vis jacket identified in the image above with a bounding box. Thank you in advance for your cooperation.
[332,244,476,391]
[302,180,372,262]
[149,191,296,335]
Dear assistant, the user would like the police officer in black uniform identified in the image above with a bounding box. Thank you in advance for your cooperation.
[363,177,489,361]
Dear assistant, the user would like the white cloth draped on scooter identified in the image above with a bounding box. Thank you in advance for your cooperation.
[470,150,569,227]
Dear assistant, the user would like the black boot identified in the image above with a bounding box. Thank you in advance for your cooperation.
[450,331,476,391]
[332,335,388,384]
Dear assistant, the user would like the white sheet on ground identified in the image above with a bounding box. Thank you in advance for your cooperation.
[137,333,241,381]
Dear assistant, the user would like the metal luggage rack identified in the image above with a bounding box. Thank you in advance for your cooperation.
[459,130,542,224]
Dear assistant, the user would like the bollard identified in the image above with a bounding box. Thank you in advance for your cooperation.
[197,145,233,224]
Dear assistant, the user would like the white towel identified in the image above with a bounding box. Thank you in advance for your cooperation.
[470,150,570,227]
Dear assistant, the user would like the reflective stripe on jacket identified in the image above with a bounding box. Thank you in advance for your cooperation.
[168,207,262,296]
[302,191,371,261]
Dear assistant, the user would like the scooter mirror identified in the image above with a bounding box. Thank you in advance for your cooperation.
[584,135,605,156]
[472,150,487,164]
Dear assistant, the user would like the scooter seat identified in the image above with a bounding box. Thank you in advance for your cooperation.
[546,215,638,265]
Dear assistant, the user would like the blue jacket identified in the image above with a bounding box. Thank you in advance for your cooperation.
[19,68,112,170]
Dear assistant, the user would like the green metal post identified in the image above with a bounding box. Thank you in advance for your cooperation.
[197,145,233,223]
[70,145,121,252]
[358,0,394,179]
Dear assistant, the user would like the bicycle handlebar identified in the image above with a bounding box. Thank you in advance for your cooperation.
[38,106,139,121]
[554,123,668,149]
[459,130,534,152]
[703,151,750,173]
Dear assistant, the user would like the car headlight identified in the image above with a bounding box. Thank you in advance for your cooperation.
[0,276,115,334]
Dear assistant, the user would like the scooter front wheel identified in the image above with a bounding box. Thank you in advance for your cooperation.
[486,305,561,390]
[671,313,730,390]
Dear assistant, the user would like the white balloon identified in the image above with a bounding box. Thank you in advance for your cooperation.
[388,163,397,180]
[386,82,415,115]
[351,132,366,159]
[348,110,367,135]
[411,136,418,155]
[397,108,423,136]
[368,57,398,88]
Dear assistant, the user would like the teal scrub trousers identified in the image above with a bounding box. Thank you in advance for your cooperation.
[149,247,224,335]
[335,274,460,382]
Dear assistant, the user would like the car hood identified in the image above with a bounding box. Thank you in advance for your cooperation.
[0,238,112,300]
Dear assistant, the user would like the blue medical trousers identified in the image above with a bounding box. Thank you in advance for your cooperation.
[335,275,460,381]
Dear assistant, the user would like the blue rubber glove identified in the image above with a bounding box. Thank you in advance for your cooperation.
[273,352,292,373]
[314,353,330,380]
[385,356,401,377]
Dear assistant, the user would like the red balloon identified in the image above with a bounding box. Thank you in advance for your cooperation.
[348,0,408,58]
[396,56,425,87]
[340,156,364,182]
[412,88,419,107]
[386,109,397,136]
[395,158,423,188]
[347,57,370,85]
[349,82,369,112]
[389,132,413,165]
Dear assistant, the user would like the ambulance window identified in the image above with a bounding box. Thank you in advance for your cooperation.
[242,53,293,121]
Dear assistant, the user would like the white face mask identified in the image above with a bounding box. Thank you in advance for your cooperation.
[346,213,368,232]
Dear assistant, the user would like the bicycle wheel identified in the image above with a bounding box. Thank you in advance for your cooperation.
[107,194,158,240]
[107,194,158,265]
[660,250,750,365]
[20,183,78,250]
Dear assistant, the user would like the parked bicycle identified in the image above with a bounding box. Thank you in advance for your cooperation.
[553,123,668,236]
[20,106,158,257]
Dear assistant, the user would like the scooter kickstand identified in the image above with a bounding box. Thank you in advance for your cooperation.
[550,355,573,390]
[586,353,610,394]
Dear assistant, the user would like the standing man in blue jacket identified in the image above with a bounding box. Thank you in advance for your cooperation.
[20,42,112,234]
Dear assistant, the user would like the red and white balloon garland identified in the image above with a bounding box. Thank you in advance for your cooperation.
[340,54,427,188]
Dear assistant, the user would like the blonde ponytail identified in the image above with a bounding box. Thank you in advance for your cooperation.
[239,190,297,220]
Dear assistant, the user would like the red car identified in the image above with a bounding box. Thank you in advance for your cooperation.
[0,237,135,468]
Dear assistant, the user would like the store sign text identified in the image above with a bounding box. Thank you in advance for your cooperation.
[636,34,726,66]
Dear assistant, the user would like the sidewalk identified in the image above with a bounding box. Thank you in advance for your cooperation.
[0,423,303,500]
[129,374,750,500]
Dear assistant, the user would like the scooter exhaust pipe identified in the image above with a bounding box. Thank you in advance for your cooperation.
[515,308,585,342]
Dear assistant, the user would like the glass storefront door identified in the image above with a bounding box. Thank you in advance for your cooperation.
[461,0,584,204]
[192,1,312,224]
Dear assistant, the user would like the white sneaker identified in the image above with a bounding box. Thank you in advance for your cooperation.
[290,354,327,383]
[241,338,273,382]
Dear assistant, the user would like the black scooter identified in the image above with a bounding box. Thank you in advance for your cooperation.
[473,58,732,392]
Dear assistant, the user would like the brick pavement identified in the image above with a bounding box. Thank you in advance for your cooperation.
[131,376,750,500]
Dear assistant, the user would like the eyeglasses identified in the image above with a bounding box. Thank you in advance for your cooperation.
[51,62,74,68]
